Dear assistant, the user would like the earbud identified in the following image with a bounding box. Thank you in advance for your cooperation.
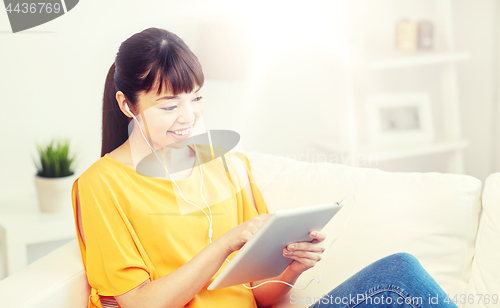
[124,103,134,118]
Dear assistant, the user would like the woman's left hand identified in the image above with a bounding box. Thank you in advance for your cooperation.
[282,231,326,274]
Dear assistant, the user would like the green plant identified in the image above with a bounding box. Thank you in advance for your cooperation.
[33,138,77,178]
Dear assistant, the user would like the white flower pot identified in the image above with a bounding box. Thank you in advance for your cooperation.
[34,173,78,213]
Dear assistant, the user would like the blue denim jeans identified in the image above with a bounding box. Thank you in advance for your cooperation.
[308,252,459,308]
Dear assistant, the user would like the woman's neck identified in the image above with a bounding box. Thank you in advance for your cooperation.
[123,133,196,179]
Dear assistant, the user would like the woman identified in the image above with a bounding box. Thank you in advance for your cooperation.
[71,27,458,308]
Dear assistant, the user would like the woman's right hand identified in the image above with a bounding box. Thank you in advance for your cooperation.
[217,214,270,254]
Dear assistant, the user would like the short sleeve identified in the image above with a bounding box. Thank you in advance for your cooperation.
[74,173,150,297]
[229,152,269,222]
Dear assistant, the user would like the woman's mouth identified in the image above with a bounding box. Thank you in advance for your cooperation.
[167,125,193,140]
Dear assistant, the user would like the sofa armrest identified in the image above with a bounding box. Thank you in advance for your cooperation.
[0,238,90,308]
[466,172,500,308]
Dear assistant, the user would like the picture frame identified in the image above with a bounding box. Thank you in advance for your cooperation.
[366,92,435,145]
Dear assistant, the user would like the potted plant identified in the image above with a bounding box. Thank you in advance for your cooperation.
[33,138,77,213]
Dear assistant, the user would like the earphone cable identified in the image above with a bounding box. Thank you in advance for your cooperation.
[130,115,214,242]
[129,112,355,289]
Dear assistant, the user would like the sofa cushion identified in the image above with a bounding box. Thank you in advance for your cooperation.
[466,172,500,308]
[244,151,482,308]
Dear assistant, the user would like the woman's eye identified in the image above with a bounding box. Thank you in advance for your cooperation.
[161,106,176,111]
[161,97,201,111]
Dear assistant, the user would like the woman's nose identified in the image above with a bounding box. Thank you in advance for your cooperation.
[177,101,197,124]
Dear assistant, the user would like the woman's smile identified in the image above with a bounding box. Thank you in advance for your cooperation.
[167,124,193,140]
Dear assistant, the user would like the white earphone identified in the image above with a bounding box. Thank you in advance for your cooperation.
[124,103,214,242]
[124,103,132,116]
[123,103,357,291]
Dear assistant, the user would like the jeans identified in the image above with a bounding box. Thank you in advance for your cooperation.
[308,252,459,308]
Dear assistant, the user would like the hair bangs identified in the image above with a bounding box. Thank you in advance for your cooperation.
[142,45,204,97]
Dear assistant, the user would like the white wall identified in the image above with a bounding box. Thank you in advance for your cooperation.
[0,0,497,203]
[454,0,497,182]
[238,0,498,182]
[0,1,204,200]
[494,3,500,174]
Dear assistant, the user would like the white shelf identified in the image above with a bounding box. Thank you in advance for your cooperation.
[335,0,468,173]
[366,50,470,70]
[361,139,469,162]
[321,139,469,162]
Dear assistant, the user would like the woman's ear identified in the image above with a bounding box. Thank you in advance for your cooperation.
[116,91,133,118]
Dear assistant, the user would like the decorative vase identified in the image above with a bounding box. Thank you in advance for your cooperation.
[396,19,417,51]
[34,173,78,213]
[417,20,434,50]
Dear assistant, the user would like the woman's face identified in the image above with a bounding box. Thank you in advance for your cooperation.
[127,84,204,150]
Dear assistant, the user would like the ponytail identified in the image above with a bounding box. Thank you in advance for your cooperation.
[101,62,130,157]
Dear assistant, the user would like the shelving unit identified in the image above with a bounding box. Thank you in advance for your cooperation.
[324,0,469,174]
[358,139,469,162]
[366,50,470,70]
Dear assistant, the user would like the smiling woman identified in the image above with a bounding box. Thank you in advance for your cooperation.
[72,27,276,308]
[71,26,459,308]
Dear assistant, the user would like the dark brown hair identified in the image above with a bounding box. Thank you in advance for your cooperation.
[101,27,204,157]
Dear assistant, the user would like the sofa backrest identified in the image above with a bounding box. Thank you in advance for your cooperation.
[244,151,482,308]
[0,151,484,308]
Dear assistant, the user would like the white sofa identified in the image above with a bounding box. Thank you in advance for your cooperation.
[0,151,498,308]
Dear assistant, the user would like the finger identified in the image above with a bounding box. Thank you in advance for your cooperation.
[240,230,253,243]
[284,254,321,268]
[284,249,322,261]
[287,242,325,253]
[283,245,323,260]
[250,218,264,229]
[259,214,271,221]
[309,231,326,242]
[253,214,270,228]
[245,222,259,235]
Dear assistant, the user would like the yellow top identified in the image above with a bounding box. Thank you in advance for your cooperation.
[71,144,271,308]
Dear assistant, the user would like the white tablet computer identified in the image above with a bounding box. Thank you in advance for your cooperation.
[207,201,343,290]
